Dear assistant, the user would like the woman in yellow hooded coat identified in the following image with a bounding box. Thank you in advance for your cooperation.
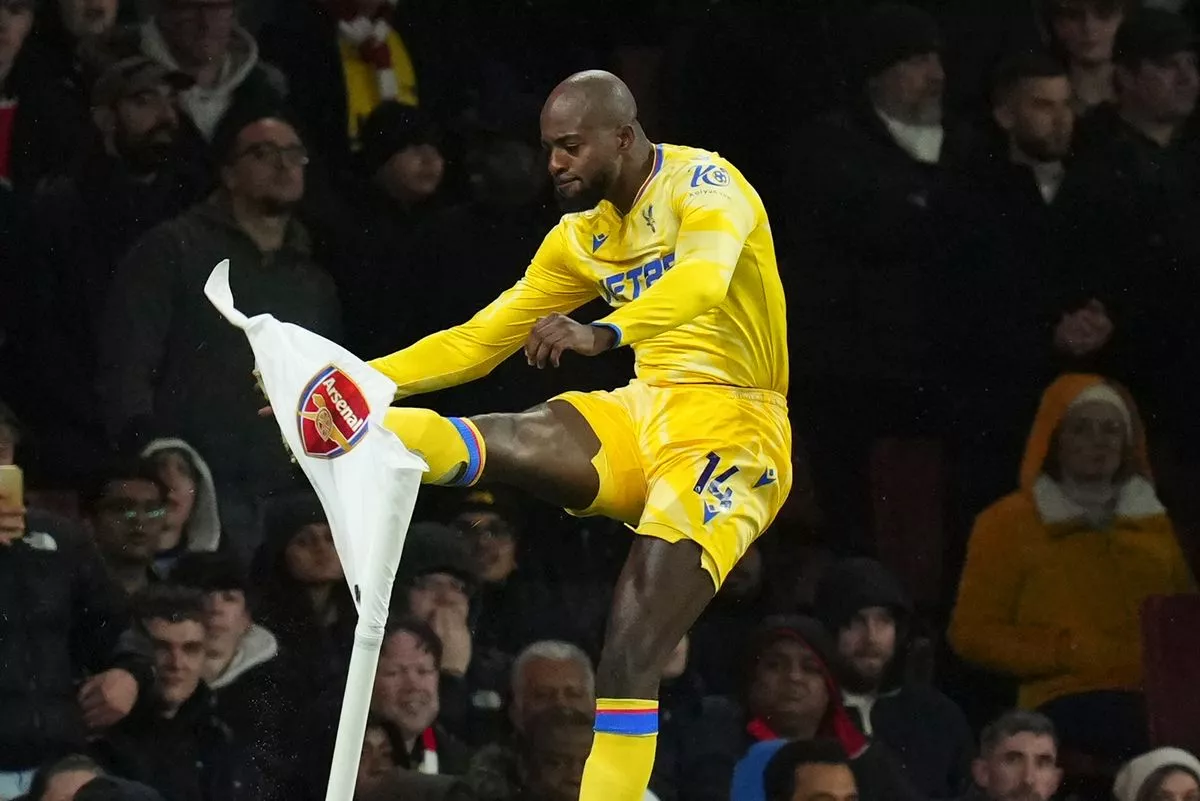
[949,374,1195,762]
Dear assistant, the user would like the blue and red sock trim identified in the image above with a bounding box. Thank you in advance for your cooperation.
[595,705,659,737]
[447,417,484,486]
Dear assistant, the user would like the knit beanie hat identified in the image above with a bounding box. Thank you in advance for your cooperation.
[855,3,942,79]
[1114,748,1200,801]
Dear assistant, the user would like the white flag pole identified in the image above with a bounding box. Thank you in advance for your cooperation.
[203,260,428,801]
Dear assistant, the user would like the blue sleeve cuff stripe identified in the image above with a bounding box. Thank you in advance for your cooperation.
[595,709,658,736]
[448,417,483,486]
[594,322,623,348]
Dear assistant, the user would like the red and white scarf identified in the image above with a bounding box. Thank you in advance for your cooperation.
[334,0,400,101]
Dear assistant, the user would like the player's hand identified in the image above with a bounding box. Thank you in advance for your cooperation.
[524,314,616,368]
[79,668,139,730]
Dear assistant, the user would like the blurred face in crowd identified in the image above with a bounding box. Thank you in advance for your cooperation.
[0,0,34,76]
[748,637,830,738]
[104,82,182,175]
[1055,400,1127,484]
[407,571,470,622]
[42,769,102,801]
[1147,769,1200,801]
[157,0,235,68]
[541,93,627,214]
[379,142,444,205]
[202,588,251,676]
[973,731,1062,801]
[785,763,860,801]
[145,616,206,715]
[1118,51,1200,125]
[511,657,593,732]
[59,0,118,39]
[457,510,518,583]
[91,478,166,566]
[356,724,398,795]
[1051,2,1124,67]
[222,118,307,214]
[150,449,196,548]
[372,630,440,741]
[520,722,591,801]
[995,75,1075,162]
[467,137,547,209]
[837,606,896,692]
[871,52,945,125]
[284,522,344,584]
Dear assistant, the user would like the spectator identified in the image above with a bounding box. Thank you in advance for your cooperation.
[356,716,403,798]
[1055,8,1200,535]
[253,492,355,698]
[25,754,105,801]
[0,408,152,801]
[95,585,262,801]
[945,50,1080,518]
[508,641,595,737]
[335,101,444,356]
[0,0,84,193]
[759,739,859,801]
[514,707,600,801]
[169,551,290,780]
[969,710,1062,801]
[652,634,708,801]
[1040,0,1129,112]
[693,616,920,801]
[20,57,205,486]
[784,2,978,547]
[815,558,974,798]
[82,461,168,597]
[140,439,221,574]
[98,109,341,560]
[136,0,286,140]
[31,0,121,97]
[1114,749,1200,801]
[257,0,437,174]
[949,374,1196,765]
[691,543,773,697]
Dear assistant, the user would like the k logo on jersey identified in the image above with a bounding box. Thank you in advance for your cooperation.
[690,164,730,188]
[297,365,370,458]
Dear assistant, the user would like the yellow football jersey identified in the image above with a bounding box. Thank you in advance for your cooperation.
[369,143,789,397]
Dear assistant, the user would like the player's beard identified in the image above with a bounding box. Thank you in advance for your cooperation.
[115,123,178,176]
[555,179,606,213]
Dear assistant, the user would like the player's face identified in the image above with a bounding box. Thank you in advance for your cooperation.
[541,109,622,213]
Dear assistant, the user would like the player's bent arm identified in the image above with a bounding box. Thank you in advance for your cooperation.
[368,227,597,397]
[591,171,757,347]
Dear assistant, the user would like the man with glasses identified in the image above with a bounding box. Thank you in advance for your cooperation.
[84,458,170,596]
[99,109,341,564]
[0,415,154,801]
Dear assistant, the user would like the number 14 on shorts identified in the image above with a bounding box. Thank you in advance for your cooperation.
[693,451,778,525]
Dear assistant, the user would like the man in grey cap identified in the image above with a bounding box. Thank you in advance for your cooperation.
[23,54,206,484]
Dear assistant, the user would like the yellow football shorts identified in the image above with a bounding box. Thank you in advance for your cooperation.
[552,380,792,589]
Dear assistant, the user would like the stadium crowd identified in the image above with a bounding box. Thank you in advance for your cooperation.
[1,0,1199,800]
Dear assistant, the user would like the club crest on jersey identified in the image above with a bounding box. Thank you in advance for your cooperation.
[297,365,370,458]
[642,204,656,233]
[690,164,730,188]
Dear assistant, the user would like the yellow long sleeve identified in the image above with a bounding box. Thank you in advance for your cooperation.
[368,228,597,398]
[593,172,757,347]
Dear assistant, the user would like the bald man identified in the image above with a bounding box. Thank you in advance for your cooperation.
[369,70,791,801]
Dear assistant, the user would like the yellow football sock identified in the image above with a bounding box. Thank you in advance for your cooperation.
[382,408,485,486]
[580,698,658,801]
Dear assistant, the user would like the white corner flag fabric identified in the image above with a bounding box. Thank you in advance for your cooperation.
[204,260,428,801]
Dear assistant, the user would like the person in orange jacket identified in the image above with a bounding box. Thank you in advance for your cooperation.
[949,373,1195,765]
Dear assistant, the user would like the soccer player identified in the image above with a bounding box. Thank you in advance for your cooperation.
[374,70,791,800]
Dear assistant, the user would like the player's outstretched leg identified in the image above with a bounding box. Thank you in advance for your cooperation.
[382,402,601,508]
[581,536,716,801]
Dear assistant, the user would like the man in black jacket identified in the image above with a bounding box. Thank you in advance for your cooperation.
[98,108,342,562]
[815,558,975,799]
[0,403,154,800]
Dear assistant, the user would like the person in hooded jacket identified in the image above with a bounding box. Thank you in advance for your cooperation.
[694,615,923,801]
[1113,748,1200,801]
[949,374,1197,766]
[140,439,222,576]
[815,557,973,798]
